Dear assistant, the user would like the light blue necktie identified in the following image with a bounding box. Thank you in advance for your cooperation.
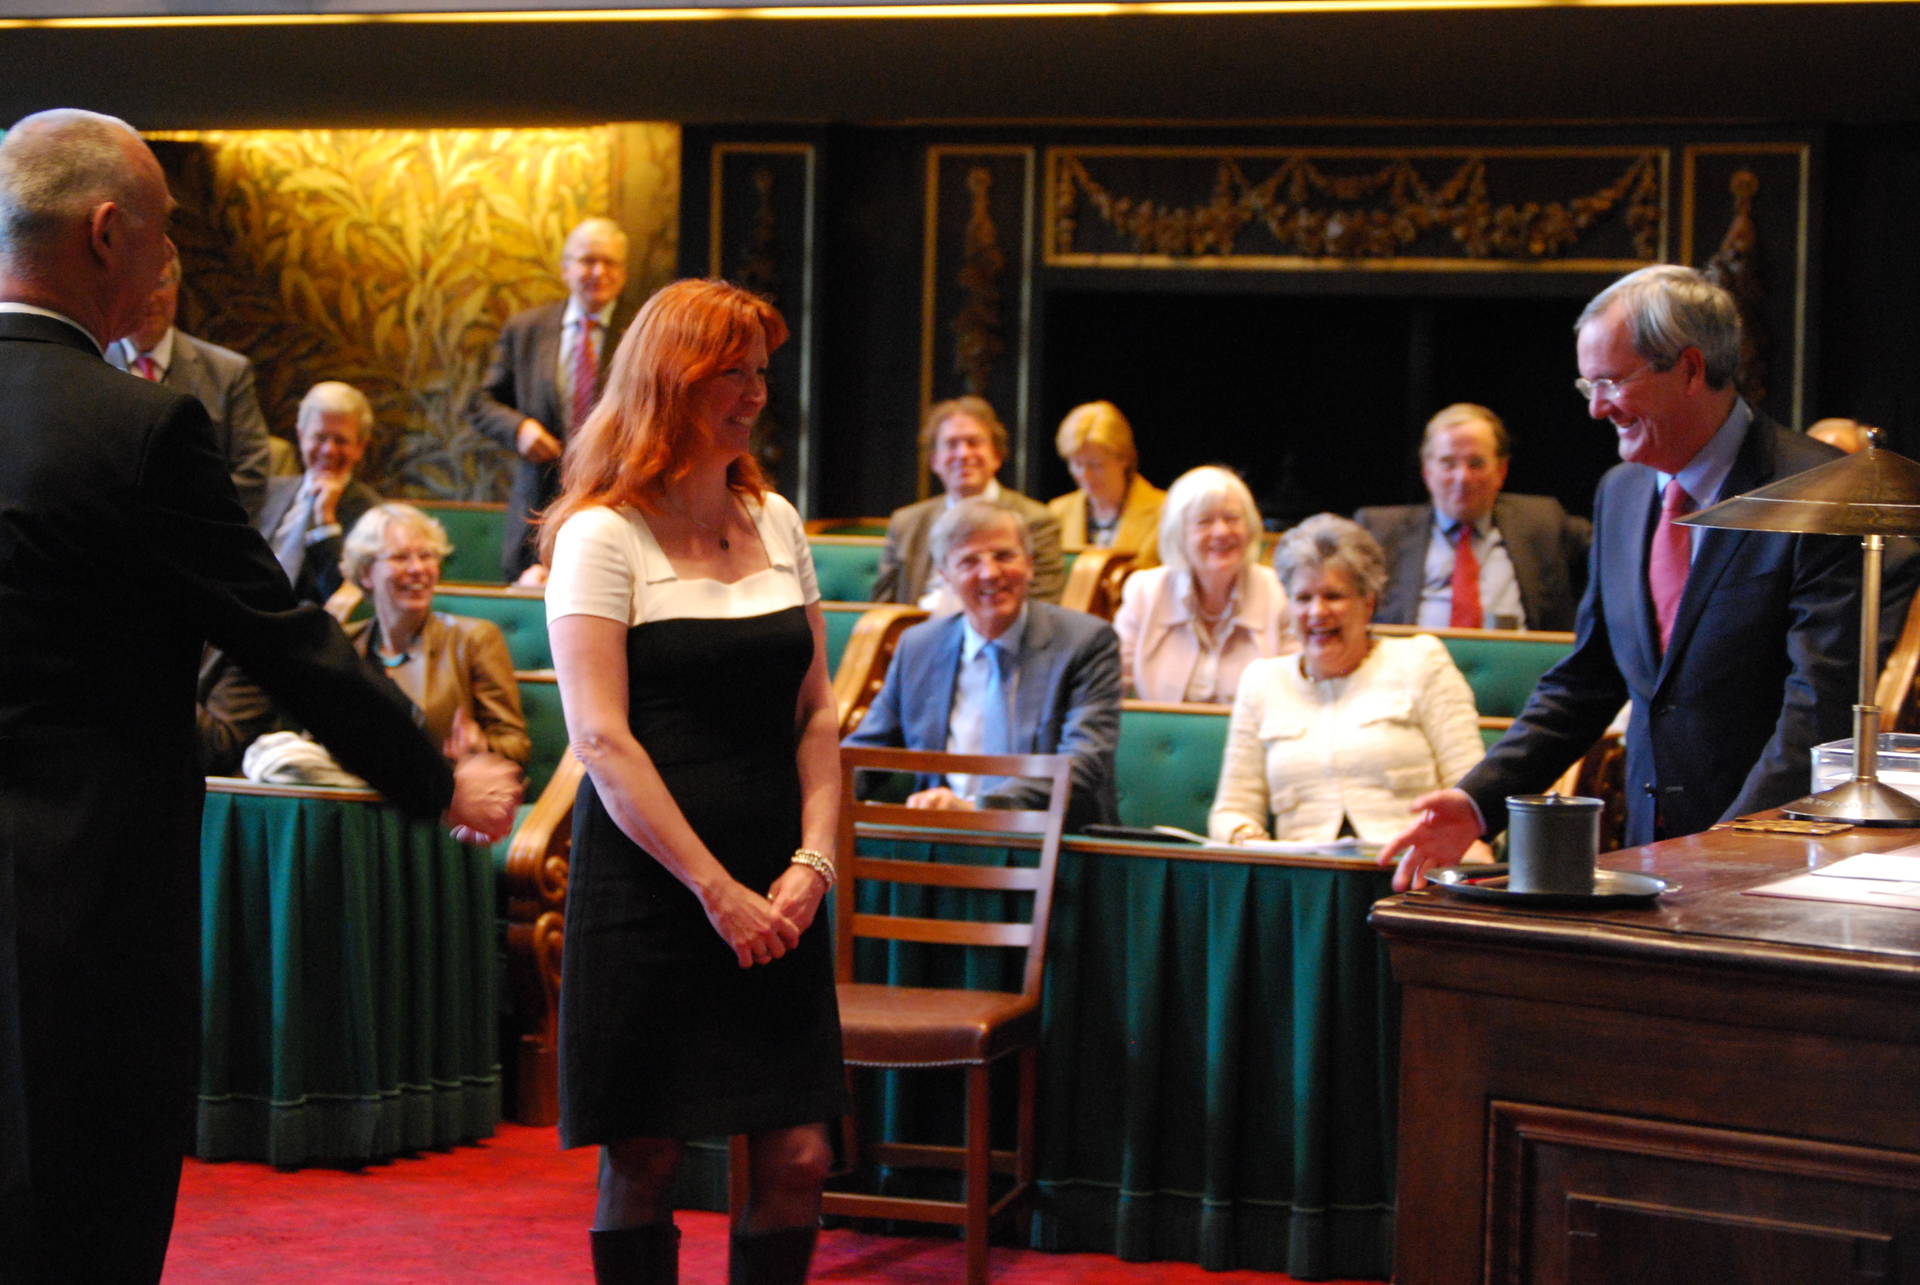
[979,640,1014,756]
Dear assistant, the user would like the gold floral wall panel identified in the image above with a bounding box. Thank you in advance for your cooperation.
[1046,146,1668,271]
[153,125,679,499]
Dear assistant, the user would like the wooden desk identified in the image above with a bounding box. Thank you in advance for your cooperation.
[1370,826,1920,1285]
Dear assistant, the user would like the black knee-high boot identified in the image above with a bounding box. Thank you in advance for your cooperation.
[728,1224,819,1285]
[591,1221,679,1284]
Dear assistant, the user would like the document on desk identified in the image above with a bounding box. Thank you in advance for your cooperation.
[1146,826,1374,860]
[1743,849,1920,910]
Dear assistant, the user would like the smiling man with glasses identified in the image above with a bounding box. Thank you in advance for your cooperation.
[1382,263,1898,889]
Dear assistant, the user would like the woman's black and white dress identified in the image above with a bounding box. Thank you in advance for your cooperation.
[547,494,845,1146]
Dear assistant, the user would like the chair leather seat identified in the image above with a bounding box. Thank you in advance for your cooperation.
[837,982,1039,1067]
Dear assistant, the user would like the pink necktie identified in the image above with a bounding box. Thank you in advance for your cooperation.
[1649,479,1692,651]
[570,318,598,431]
[134,354,159,381]
[1448,524,1481,629]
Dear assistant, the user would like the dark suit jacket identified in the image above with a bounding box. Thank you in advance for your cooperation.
[0,311,452,1279]
[467,299,632,580]
[870,489,1067,605]
[1355,492,1592,632]
[255,474,381,607]
[843,601,1121,831]
[1458,417,1858,845]
[108,329,272,521]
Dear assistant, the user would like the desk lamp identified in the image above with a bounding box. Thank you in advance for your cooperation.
[1680,431,1920,824]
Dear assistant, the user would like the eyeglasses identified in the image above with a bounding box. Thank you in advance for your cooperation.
[1574,363,1654,403]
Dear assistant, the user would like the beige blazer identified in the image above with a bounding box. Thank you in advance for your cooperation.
[1048,473,1165,569]
[1112,564,1291,703]
[344,612,530,764]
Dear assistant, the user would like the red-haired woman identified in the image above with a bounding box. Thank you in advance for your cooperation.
[542,278,843,1285]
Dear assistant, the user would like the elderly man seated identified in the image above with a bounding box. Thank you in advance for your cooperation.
[871,396,1066,608]
[1356,402,1591,632]
[846,496,1120,832]
[256,380,381,605]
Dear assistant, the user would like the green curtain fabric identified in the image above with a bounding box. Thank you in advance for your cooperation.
[197,789,501,1167]
[682,840,1397,1279]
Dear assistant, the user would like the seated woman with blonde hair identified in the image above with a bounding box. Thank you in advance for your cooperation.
[1209,513,1483,846]
[340,503,529,763]
[1046,400,1164,568]
[1112,465,1290,704]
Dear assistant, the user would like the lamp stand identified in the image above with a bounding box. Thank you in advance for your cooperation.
[1782,534,1920,825]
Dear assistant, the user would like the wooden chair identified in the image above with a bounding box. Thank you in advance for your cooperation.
[734,745,1072,1285]
[1057,547,1135,619]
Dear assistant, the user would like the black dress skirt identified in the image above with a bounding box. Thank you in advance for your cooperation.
[557,604,846,1145]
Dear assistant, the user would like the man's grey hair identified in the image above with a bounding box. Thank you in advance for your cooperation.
[341,502,451,588]
[1272,512,1389,603]
[297,380,375,441]
[0,109,150,258]
[1576,264,1743,390]
[1156,465,1262,581]
[930,496,1032,568]
[564,216,629,263]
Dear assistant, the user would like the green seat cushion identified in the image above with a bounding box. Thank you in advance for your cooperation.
[431,590,550,670]
[1114,705,1231,835]
[416,503,507,585]
[514,674,567,797]
[821,603,863,676]
[1433,634,1574,720]
[810,539,885,604]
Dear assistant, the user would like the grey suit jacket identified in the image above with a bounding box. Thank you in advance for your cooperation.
[1354,492,1592,632]
[467,299,633,580]
[843,601,1121,831]
[255,474,381,606]
[870,488,1067,605]
[109,328,272,520]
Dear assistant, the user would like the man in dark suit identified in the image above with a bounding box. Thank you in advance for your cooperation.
[847,497,1120,832]
[1383,265,1861,889]
[1356,402,1591,632]
[468,217,632,581]
[871,396,1066,607]
[0,109,521,1285]
[106,247,273,520]
[254,380,382,606]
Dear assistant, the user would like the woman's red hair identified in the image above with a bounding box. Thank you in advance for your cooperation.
[537,278,789,564]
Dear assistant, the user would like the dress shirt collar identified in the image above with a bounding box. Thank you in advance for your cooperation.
[0,302,101,354]
[1432,509,1495,542]
[960,603,1029,666]
[1658,396,1752,508]
[562,299,616,332]
[117,326,176,373]
[945,479,1002,509]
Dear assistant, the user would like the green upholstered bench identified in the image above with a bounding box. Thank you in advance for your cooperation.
[431,586,551,671]
[415,500,508,585]
[1373,624,1576,720]
[821,601,866,677]
[809,535,885,604]
[512,670,567,797]
[1113,700,1232,835]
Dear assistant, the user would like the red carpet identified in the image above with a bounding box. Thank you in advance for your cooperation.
[164,1123,1374,1283]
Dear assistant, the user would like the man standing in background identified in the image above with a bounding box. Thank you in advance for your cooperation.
[468,216,632,581]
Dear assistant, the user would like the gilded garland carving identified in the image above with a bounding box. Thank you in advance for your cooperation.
[1705,169,1768,405]
[1050,151,1664,263]
[951,165,1007,395]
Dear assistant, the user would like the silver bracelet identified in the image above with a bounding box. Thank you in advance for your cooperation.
[790,848,836,888]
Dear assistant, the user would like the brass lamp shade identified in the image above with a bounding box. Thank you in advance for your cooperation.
[1679,435,1920,825]
[1680,440,1920,536]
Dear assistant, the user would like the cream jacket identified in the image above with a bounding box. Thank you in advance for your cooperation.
[1113,564,1290,704]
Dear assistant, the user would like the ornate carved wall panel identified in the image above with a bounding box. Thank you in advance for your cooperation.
[1044,146,1669,271]
[709,143,817,502]
[153,125,679,500]
[1683,143,1813,427]
[921,146,1035,494]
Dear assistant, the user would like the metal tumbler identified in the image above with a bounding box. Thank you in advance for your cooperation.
[1506,794,1602,894]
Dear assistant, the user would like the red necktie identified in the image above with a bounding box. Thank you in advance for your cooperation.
[570,317,598,431]
[1649,480,1692,651]
[1448,523,1481,628]
[134,354,159,381]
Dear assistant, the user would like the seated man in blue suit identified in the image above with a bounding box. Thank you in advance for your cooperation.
[846,496,1121,832]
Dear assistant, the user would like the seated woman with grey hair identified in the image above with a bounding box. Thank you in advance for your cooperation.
[1209,513,1482,845]
[1111,465,1291,704]
[339,503,529,764]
